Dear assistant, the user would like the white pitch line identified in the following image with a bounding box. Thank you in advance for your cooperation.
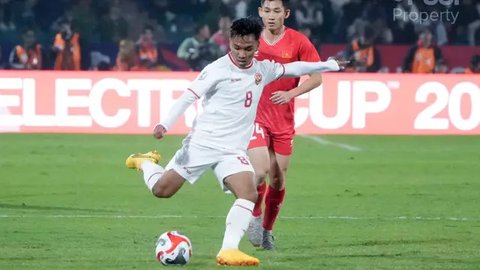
[0,214,477,222]
[301,135,362,152]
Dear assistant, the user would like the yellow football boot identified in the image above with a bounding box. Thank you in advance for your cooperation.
[125,150,161,170]
[216,249,260,266]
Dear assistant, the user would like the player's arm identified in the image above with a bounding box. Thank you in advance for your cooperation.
[153,89,199,139]
[282,59,342,77]
[271,73,323,104]
[270,59,346,104]
[264,58,344,86]
[153,67,215,139]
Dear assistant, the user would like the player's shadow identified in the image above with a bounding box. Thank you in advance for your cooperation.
[0,203,116,213]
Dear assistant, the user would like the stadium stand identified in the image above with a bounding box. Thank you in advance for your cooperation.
[0,0,479,72]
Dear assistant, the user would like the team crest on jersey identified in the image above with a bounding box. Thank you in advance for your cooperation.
[281,50,293,59]
[254,72,262,85]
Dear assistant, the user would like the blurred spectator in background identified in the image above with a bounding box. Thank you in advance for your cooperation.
[434,58,448,73]
[294,0,334,42]
[233,0,250,19]
[430,15,448,46]
[51,6,74,34]
[391,0,419,44]
[144,0,173,28]
[334,0,362,43]
[343,24,381,72]
[90,51,111,70]
[177,23,222,71]
[349,0,391,44]
[467,2,480,46]
[71,0,97,43]
[15,0,40,34]
[201,0,231,32]
[0,0,478,72]
[9,28,42,69]
[0,0,15,31]
[392,0,422,33]
[135,25,158,70]
[211,16,231,54]
[341,0,363,30]
[465,54,480,73]
[115,39,138,71]
[142,0,176,42]
[402,28,443,73]
[95,61,110,70]
[99,4,128,43]
[53,19,81,70]
[451,0,475,45]
[299,26,321,51]
[294,0,323,31]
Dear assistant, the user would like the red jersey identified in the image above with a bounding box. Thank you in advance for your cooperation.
[255,27,320,132]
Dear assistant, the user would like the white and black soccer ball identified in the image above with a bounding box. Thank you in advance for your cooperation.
[155,231,192,266]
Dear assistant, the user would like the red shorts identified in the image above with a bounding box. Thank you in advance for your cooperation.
[248,122,294,155]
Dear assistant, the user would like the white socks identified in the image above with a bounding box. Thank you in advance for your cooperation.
[140,161,164,191]
[221,198,255,250]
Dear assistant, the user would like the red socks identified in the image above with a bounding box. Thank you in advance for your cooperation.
[252,181,266,217]
[262,186,285,231]
[252,182,286,231]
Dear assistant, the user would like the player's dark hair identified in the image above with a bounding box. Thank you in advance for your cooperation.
[230,17,263,40]
[261,0,290,8]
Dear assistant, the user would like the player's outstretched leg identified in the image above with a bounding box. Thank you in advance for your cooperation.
[125,150,164,190]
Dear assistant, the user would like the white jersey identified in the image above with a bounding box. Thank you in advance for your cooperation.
[186,53,285,151]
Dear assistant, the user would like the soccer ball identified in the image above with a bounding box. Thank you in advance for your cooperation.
[155,231,192,266]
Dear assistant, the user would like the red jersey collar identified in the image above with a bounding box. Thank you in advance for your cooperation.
[261,26,287,46]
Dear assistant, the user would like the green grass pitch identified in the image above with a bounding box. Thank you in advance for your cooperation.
[1,134,479,269]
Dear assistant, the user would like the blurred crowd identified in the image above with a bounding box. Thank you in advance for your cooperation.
[0,0,479,73]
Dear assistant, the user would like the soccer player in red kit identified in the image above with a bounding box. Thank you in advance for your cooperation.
[247,0,324,250]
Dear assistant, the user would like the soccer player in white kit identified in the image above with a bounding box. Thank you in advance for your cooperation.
[125,17,344,266]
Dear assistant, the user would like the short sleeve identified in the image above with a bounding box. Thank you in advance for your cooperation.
[298,36,320,62]
[262,60,285,84]
[188,65,217,98]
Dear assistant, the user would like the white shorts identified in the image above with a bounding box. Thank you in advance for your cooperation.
[165,142,254,191]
